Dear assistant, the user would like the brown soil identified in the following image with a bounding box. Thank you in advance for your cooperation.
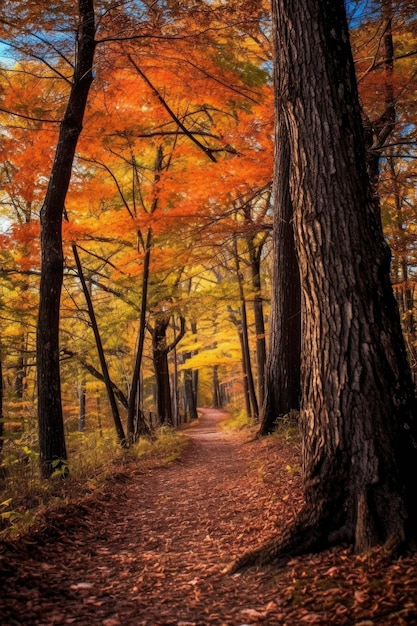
[0,408,417,625]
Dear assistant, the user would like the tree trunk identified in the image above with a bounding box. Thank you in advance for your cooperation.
[15,338,26,400]
[258,115,301,435]
[151,315,185,426]
[386,154,416,375]
[213,365,221,408]
[78,377,86,433]
[152,316,173,426]
[37,0,96,478]
[236,322,252,419]
[72,245,126,444]
[248,241,267,408]
[229,0,417,571]
[233,244,259,420]
[127,230,152,441]
[183,363,198,421]
[190,319,199,418]
[171,337,180,427]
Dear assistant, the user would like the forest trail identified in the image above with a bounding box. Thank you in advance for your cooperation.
[1,409,417,625]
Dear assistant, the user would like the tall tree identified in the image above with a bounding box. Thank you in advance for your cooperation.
[37,0,96,478]
[230,0,417,570]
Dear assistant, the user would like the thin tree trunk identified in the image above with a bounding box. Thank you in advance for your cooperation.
[386,154,416,371]
[78,377,86,433]
[183,364,198,421]
[248,242,267,408]
[72,245,126,444]
[258,116,301,435]
[96,391,103,438]
[127,230,152,441]
[234,243,259,420]
[171,325,180,427]
[37,0,96,478]
[364,1,396,193]
[237,322,252,419]
[213,365,221,408]
[191,320,199,410]
[15,338,25,400]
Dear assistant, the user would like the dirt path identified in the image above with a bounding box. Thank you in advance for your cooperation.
[1,409,417,625]
[0,409,302,625]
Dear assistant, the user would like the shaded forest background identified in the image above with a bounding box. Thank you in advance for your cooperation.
[0,0,416,515]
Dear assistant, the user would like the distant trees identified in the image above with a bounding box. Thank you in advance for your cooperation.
[0,0,273,473]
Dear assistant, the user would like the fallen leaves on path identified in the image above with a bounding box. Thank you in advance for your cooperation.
[0,409,417,625]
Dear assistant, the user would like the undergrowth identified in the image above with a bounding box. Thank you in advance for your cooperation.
[220,408,301,444]
[0,426,188,539]
[272,410,300,443]
[219,408,254,430]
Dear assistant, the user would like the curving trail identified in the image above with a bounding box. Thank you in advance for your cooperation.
[1,409,415,625]
[0,409,302,625]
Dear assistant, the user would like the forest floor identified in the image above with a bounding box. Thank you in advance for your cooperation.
[1,408,417,626]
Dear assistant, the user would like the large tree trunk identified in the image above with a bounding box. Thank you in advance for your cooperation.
[37,0,96,478]
[229,0,417,571]
[258,115,301,435]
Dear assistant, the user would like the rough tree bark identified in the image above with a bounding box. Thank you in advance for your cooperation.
[229,0,417,571]
[37,0,96,478]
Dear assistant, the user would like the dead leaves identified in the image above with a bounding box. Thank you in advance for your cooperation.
[0,409,417,625]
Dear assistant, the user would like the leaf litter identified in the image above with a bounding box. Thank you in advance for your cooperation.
[0,408,417,625]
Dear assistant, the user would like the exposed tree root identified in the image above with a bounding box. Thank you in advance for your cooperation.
[224,501,415,575]
[224,506,342,574]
